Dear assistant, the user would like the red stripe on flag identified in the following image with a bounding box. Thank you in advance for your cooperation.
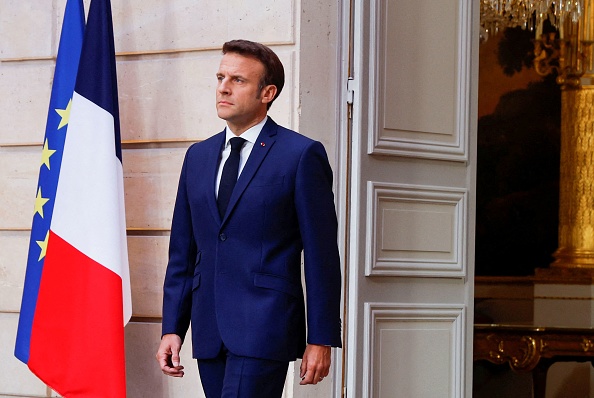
[28,231,126,397]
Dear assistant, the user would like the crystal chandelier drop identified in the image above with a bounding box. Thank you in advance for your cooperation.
[480,0,594,86]
[480,0,584,43]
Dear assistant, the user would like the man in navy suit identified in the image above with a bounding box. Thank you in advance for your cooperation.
[156,39,342,397]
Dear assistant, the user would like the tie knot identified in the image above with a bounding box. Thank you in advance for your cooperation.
[229,137,246,152]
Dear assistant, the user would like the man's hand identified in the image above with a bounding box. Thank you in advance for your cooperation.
[299,344,331,385]
[156,334,185,377]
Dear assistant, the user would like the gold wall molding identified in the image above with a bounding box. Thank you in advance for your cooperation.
[477,297,534,301]
[534,295,594,301]
[475,276,536,285]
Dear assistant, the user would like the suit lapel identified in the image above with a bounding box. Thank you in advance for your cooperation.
[221,118,278,224]
[207,130,226,223]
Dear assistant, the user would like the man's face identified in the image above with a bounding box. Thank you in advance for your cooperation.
[216,52,270,133]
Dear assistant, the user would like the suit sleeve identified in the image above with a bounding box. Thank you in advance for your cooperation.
[295,140,342,348]
[161,148,196,341]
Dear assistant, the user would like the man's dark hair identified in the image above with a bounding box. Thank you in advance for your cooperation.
[222,39,285,110]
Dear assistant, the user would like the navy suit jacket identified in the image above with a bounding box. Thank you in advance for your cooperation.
[162,118,342,362]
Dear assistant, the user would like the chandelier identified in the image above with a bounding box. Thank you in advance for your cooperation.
[480,0,594,86]
[480,0,583,41]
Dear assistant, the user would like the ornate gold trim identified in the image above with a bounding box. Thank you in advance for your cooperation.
[475,325,594,373]
[552,86,594,269]
[483,333,541,372]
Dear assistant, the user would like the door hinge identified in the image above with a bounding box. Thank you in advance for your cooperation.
[346,77,354,119]
[346,77,355,105]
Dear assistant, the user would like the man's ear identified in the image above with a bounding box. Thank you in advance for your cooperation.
[261,85,277,105]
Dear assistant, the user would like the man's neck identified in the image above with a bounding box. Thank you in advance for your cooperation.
[226,115,267,136]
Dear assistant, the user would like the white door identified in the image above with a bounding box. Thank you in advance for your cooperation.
[339,1,478,397]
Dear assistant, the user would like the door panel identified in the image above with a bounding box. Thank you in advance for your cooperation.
[366,182,467,277]
[369,0,472,160]
[363,304,464,397]
[343,0,478,396]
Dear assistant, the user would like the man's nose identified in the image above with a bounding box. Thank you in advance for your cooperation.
[218,79,230,94]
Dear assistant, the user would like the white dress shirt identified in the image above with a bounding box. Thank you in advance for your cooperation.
[215,116,268,198]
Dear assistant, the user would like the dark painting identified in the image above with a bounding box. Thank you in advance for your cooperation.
[475,27,561,276]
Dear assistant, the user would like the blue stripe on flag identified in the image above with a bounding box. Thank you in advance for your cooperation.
[75,0,122,162]
[15,0,85,364]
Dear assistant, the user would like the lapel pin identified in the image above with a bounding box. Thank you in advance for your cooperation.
[260,142,266,147]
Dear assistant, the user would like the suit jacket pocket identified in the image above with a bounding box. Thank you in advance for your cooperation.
[253,272,302,298]
[250,175,285,187]
[192,272,201,291]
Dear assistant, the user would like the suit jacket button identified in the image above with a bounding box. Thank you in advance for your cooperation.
[219,233,227,241]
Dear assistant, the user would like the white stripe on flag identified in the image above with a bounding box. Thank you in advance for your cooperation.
[51,91,131,323]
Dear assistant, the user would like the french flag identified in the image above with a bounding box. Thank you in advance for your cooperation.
[15,0,132,396]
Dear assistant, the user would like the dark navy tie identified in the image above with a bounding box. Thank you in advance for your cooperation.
[217,137,246,218]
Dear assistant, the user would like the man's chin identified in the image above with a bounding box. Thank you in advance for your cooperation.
[216,109,232,121]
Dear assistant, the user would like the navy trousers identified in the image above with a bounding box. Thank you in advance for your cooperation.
[197,346,289,398]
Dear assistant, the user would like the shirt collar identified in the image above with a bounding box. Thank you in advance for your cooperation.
[224,116,268,146]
